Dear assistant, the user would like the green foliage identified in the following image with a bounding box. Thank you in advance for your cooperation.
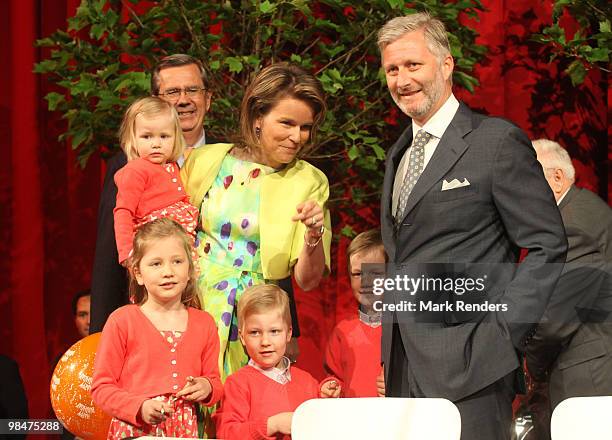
[35,0,487,231]
[531,0,611,85]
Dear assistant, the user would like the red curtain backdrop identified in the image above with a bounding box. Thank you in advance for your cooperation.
[1,0,608,421]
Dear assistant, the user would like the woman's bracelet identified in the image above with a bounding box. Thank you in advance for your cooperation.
[305,225,325,248]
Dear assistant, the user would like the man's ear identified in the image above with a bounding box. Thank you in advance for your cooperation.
[442,54,454,82]
[204,91,212,113]
[551,169,565,192]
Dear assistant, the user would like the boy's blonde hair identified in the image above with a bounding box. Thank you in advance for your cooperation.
[346,229,386,272]
[238,284,292,330]
[119,96,185,162]
[129,218,201,309]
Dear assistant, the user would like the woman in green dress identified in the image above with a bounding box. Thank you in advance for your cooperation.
[181,63,332,380]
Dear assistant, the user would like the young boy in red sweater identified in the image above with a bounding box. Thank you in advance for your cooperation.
[215,284,341,439]
[324,229,387,397]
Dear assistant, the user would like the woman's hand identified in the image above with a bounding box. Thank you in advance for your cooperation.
[175,376,212,402]
[139,399,174,425]
[292,200,325,243]
[292,199,327,291]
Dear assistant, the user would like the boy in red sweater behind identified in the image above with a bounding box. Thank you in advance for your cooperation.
[215,284,341,439]
[324,229,387,397]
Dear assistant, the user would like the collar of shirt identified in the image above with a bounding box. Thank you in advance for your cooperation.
[556,186,571,205]
[177,130,206,168]
[248,356,292,384]
[411,93,460,140]
[392,94,460,215]
[358,309,382,328]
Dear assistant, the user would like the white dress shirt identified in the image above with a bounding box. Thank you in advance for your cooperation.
[248,356,292,384]
[177,131,207,168]
[556,186,571,205]
[392,94,460,216]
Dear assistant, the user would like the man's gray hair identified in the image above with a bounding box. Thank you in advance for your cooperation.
[150,54,209,96]
[377,12,451,61]
[532,138,576,181]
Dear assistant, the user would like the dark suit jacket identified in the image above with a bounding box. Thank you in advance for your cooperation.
[0,355,28,419]
[89,140,302,335]
[90,152,128,333]
[381,103,567,401]
[526,185,612,408]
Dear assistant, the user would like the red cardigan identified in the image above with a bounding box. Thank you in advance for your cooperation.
[324,317,382,397]
[92,305,222,426]
[215,365,322,440]
[113,158,191,263]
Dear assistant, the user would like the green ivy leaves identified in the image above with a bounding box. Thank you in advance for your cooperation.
[532,0,610,86]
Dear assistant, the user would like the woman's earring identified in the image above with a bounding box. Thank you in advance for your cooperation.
[255,127,261,139]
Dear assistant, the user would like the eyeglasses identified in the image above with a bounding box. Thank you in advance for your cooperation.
[157,86,206,101]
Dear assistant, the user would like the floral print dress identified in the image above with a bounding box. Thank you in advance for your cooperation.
[196,154,276,380]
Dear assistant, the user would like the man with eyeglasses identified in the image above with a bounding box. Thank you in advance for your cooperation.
[524,139,612,439]
[90,54,217,333]
[151,54,213,164]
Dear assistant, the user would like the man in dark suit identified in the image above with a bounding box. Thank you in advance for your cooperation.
[376,14,567,439]
[89,55,302,353]
[89,54,214,333]
[0,354,28,418]
[527,139,612,411]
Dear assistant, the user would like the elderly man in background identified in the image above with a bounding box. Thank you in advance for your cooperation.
[526,139,612,433]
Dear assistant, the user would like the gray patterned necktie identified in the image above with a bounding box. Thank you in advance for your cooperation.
[395,129,432,223]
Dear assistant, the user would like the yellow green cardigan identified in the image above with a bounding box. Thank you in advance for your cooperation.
[181,143,331,280]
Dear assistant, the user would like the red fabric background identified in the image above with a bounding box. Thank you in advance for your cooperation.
[1,0,608,423]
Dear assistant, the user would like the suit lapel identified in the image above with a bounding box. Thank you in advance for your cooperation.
[398,103,473,222]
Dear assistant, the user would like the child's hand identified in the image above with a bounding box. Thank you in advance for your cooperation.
[139,399,174,425]
[175,376,212,402]
[267,412,293,436]
[376,366,386,397]
[320,379,341,398]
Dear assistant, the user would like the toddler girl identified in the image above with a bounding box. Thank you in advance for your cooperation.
[92,218,223,438]
[114,96,199,265]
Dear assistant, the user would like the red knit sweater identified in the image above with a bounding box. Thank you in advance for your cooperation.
[91,305,222,426]
[114,158,191,262]
[215,365,322,440]
[324,317,382,397]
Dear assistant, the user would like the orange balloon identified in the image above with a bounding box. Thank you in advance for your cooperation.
[50,333,111,440]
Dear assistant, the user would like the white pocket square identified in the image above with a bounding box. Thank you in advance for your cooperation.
[441,178,470,191]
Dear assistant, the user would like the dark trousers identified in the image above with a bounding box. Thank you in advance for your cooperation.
[388,324,515,440]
